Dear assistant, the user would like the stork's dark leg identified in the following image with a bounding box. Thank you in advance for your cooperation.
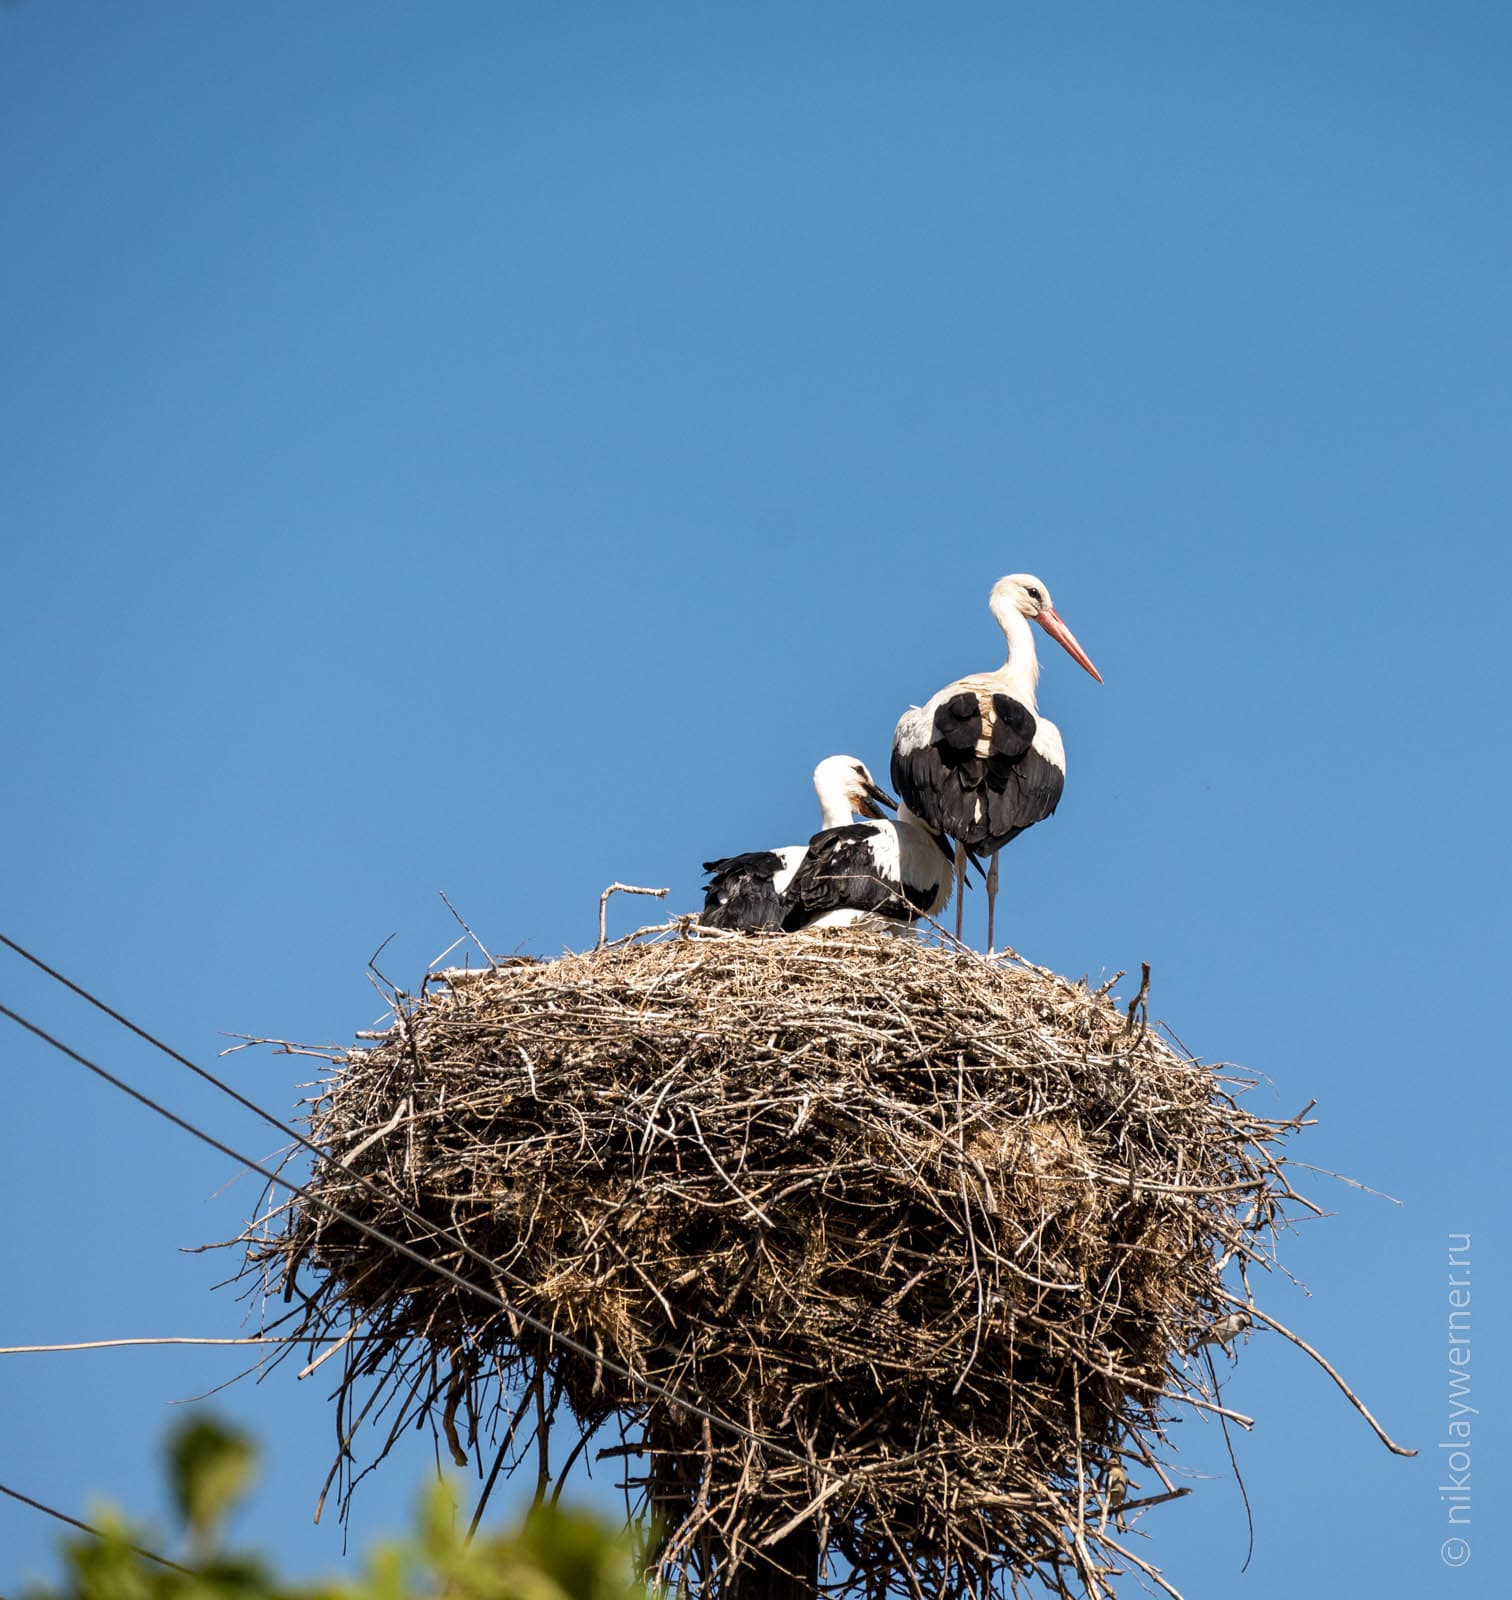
[986,851,1000,954]
[953,844,966,943]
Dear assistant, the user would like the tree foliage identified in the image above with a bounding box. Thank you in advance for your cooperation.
[22,1415,647,1600]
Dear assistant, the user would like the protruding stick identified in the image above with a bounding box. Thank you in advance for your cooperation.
[597,883,670,948]
[1238,1299,1418,1456]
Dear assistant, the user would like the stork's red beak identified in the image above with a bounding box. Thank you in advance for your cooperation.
[1036,607,1104,684]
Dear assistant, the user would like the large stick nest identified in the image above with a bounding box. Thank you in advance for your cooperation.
[240,927,1306,1599]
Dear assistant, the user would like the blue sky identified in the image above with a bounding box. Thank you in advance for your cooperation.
[2,1,1508,1594]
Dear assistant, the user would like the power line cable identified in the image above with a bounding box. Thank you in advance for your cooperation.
[0,1479,192,1576]
[2,932,550,1305]
[0,932,617,1341]
[0,998,837,1485]
[0,930,364,1166]
[0,935,833,1464]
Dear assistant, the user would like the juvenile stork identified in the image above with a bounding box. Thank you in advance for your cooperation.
[781,802,955,933]
[700,756,895,931]
[890,574,1102,950]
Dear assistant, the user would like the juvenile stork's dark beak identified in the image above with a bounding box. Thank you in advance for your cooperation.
[858,778,899,820]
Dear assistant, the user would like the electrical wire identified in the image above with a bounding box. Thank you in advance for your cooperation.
[0,932,652,1371]
[0,929,371,1170]
[0,1479,192,1575]
[0,996,835,1484]
[1,931,579,1344]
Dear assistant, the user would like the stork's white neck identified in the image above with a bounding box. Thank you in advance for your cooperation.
[990,601,1041,711]
[813,770,858,830]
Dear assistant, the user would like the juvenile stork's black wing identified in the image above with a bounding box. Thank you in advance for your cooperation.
[781,823,924,931]
[892,690,1042,851]
[700,851,789,930]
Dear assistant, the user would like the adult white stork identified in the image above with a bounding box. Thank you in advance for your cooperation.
[890,573,1103,950]
[700,755,895,930]
[780,802,955,933]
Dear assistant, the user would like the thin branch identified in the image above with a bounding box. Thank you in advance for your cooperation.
[1237,1299,1418,1456]
[0,1336,344,1355]
[439,890,495,966]
[597,883,670,948]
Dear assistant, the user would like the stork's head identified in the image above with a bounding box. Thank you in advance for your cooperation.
[990,573,1104,684]
[813,755,897,821]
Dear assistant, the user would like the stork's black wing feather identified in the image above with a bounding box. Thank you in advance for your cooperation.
[984,734,1065,848]
[986,694,1037,772]
[893,691,1047,851]
[781,824,916,931]
[891,694,981,841]
[700,850,788,930]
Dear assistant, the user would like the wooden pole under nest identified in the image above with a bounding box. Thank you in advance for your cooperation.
[729,1526,819,1599]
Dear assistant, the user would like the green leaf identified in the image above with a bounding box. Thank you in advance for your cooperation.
[165,1417,258,1547]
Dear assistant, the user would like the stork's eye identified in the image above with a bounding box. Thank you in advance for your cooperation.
[1026,586,1043,603]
